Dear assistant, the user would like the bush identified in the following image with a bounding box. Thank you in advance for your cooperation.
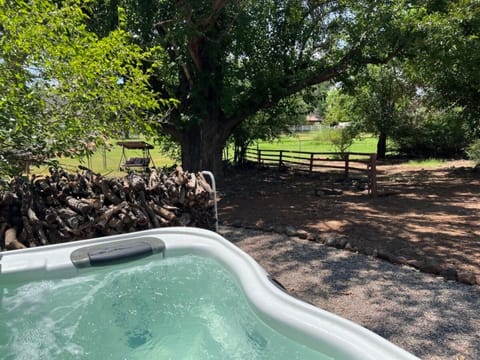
[467,139,480,166]
[317,127,359,155]
[393,108,471,158]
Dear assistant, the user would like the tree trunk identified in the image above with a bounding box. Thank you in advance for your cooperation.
[377,131,387,159]
[181,123,226,180]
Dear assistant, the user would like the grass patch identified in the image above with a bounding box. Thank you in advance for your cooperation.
[255,131,378,153]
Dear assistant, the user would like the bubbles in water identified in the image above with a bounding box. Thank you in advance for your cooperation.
[1,255,330,360]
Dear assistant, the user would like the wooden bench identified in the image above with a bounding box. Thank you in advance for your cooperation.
[117,141,155,171]
[120,157,150,171]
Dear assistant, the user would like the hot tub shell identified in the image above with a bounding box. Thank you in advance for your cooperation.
[0,227,419,359]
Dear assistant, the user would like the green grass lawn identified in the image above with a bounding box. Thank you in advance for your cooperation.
[255,131,379,153]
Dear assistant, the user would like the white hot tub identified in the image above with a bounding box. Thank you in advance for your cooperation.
[0,228,420,359]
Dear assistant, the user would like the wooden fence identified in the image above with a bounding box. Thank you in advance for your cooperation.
[245,148,378,197]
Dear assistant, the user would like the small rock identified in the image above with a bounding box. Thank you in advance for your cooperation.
[406,259,422,269]
[325,236,337,247]
[297,229,309,239]
[439,267,458,281]
[254,220,265,230]
[315,188,343,196]
[232,219,242,228]
[362,247,373,256]
[376,249,391,261]
[334,238,347,249]
[422,261,442,275]
[344,242,353,250]
[394,256,408,265]
[285,225,297,237]
[306,233,317,241]
[273,225,284,234]
[457,271,477,285]
[265,225,275,232]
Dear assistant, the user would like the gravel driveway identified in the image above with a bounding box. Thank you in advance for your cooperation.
[219,226,480,360]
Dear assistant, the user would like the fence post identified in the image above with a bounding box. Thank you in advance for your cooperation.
[278,150,283,171]
[257,149,262,167]
[309,153,314,174]
[344,153,349,178]
[369,153,377,198]
[103,146,107,170]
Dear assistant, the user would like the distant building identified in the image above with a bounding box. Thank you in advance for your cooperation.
[289,113,323,132]
[335,122,351,129]
[306,113,322,125]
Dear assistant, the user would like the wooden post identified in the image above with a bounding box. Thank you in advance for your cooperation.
[279,150,283,171]
[309,153,314,174]
[344,153,350,178]
[257,149,262,167]
[369,153,377,198]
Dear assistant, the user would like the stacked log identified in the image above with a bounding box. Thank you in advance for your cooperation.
[0,167,216,250]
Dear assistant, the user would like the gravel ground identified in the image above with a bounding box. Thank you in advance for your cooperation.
[219,226,480,360]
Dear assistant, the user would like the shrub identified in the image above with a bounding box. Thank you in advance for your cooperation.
[393,107,471,158]
[467,139,480,166]
[320,127,359,156]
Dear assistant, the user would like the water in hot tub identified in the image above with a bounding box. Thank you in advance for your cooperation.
[0,255,332,359]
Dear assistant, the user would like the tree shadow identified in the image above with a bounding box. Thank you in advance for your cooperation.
[219,166,480,277]
[220,227,480,359]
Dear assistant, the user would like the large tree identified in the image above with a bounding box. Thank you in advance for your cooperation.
[89,0,428,176]
[327,64,415,158]
[0,0,170,176]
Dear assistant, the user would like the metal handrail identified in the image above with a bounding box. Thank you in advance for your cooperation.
[201,171,218,232]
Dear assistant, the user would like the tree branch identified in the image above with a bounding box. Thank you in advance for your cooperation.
[198,0,229,32]
[225,46,402,131]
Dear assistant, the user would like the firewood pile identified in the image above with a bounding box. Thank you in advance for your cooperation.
[0,166,216,250]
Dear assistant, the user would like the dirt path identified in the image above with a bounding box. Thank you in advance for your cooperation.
[218,160,480,285]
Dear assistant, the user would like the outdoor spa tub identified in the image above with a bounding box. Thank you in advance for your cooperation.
[0,227,419,359]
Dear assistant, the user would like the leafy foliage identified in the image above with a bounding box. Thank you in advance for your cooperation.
[393,105,470,158]
[407,0,480,137]
[230,91,312,165]
[324,64,415,157]
[0,0,172,176]
[467,139,480,166]
[323,88,357,127]
[316,127,359,155]
[87,0,418,174]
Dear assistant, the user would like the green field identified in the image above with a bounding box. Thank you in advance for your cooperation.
[255,131,378,153]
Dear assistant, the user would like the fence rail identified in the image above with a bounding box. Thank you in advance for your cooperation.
[245,148,377,197]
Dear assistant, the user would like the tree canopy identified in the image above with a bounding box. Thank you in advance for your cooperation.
[320,0,480,159]
[408,0,480,137]
[4,0,475,176]
[326,64,415,158]
[0,0,172,176]
[88,0,418,175]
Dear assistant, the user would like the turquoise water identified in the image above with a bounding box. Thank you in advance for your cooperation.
[0,255,331,359]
